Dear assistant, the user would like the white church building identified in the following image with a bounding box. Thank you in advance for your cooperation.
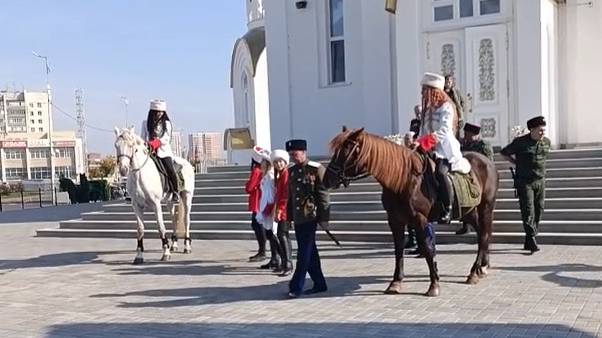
[231,0,602,158]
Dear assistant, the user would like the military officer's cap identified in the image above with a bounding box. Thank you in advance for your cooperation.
[286,139,307,151]
[527,116,546,130]
[463,123,481,135]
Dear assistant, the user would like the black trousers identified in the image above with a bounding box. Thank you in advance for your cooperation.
[277,221,293,269]
[251,213,267,254]
[160,157,179,193]
[435,158,452,210]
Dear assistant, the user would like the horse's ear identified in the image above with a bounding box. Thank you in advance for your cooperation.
[342,125,348,132]
[114,127,120,136]
[350,127,365,138]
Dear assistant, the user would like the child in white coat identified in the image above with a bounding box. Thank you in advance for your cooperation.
[255,151,281,270]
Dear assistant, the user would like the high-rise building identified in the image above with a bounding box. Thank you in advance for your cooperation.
[0,90,49,135]
[188,132,224,164]
[171,130,183,158]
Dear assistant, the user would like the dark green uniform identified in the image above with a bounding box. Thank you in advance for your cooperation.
[461,140,494,161]
[500,134,551,238]
[287,160,331,225]
[287,159,331,296]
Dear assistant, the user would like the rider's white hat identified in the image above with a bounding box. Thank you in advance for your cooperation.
[271,149,289,166]
[149,99,167,111]
[421,72,445,90]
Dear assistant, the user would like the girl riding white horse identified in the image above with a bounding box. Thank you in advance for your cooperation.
[114,102,194,264]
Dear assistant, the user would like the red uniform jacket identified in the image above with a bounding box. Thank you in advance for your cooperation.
[245,166,262,213]
[274,169,289,222]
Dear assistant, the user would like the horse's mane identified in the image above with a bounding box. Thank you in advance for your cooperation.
[330,130,420,194]
[118,128,145,147]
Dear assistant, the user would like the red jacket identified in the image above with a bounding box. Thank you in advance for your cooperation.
[245,166,262,213]
[274,169,289,222]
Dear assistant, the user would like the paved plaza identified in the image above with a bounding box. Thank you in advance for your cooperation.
[1,213,602,337]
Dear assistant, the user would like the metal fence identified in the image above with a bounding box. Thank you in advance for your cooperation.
[0,187,67,212]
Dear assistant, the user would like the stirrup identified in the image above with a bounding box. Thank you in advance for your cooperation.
[171,192,180,202]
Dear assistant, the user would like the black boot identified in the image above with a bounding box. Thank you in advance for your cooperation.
[525,236,540,253]
[436,160,453,224]
[161,157,180,202]
[260,231,280,269]
[455,223,470,235]
[249,214,267,261]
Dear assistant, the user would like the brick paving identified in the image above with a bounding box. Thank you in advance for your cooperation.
[1,221,601,337]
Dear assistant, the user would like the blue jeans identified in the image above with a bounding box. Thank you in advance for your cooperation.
[289,222,326,294]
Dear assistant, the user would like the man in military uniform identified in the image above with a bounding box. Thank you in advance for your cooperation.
[286,139,331,298]
[455,122,494,235]
[444,75,466,133]
[500,116,550,253]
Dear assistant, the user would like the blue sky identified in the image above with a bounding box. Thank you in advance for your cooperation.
[0,0,246,155]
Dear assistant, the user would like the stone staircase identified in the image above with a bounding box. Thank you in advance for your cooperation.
[37,148,602,244]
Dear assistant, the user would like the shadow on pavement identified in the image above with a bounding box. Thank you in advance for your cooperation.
[45,322,596,338]
[0,203,106,224]
[496,263,602,288]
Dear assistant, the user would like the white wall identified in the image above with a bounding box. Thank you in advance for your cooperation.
[264,0,394,156]
[561,0,602,145]
[253,50,271,150]
[394,0,422,134]
[514,0,544,134]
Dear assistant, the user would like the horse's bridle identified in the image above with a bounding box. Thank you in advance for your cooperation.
[116,138,150,173]
[326,139,370,187]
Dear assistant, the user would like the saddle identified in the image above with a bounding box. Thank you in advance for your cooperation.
[415,151,481,221]
[149,153,185,193]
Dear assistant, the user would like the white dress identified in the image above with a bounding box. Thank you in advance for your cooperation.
[255,170,278,233]
[421,101,471,174]
[141,120,174,159]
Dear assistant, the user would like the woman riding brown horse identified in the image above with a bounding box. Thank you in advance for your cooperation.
[323,127,499,297]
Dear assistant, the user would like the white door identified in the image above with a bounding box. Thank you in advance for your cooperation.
[424,30,465,88]
[464,24,509,146]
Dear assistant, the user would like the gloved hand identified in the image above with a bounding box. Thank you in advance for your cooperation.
[148,139,161,151]
[416,134,437,152]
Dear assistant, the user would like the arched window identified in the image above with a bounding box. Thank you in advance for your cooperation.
[242,72,251,126]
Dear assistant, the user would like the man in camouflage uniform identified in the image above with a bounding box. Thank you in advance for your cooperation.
[500,116,550,253]
[444,75,466,133]
[286,139,331,298]
[456,122,494,235]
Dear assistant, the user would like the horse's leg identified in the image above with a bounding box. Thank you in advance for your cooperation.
[168,201,179,253]
[133,204,145,265]
[183,192,192,254]
[154,201,171,261]
[477,206,494,276]
[385,213,405,294]
[415,216,440,297]
[465,210,482,284]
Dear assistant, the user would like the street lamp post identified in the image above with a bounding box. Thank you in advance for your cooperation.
[32,51,56,205]
[120,96,129,128]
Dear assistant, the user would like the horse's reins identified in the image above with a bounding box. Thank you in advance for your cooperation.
[327,139,370,187]
[117,138,151,172]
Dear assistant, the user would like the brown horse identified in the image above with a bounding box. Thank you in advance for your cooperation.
[323,127,499,297]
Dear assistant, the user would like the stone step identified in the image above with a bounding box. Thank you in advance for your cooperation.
[205,149,602,173]
[195,176,602,189]
[58,219,602,234]
[82,209,602,222]
[192,184,602,198]
[199,166,602,181]
[36,227,602,245]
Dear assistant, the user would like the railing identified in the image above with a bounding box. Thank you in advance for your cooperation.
[0,187,65,212]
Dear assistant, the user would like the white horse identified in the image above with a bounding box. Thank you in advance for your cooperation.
[114,127,195,264]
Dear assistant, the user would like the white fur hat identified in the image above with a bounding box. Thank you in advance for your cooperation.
[251,146,265,163]
[421,72,445,90]
[271,149,289,166]
[149,99,167,111]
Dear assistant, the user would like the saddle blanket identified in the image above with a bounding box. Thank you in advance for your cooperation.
[150,155,185,192]
[450,171,481,210]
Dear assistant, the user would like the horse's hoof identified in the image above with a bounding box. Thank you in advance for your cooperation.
[183,248,191,254]
[384,281,402,295]
[425,284,440,297]
[477,266,488,278]
[132,257,144,265]
[466,274,479,285]
[170,247,178,253]
[160,254,171,262]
